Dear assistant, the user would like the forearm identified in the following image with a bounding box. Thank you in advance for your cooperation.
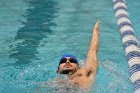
[85,21,100,69]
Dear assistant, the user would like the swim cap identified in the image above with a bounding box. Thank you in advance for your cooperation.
[59,54,79,66]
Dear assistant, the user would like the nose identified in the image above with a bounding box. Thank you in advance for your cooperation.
[65,60,70,64]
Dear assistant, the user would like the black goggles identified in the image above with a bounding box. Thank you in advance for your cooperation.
[59,58,78,64]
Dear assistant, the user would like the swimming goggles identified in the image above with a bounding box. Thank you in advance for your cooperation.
[59,58,78,64]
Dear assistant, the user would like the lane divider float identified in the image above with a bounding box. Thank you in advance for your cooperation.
[112,0,140,93]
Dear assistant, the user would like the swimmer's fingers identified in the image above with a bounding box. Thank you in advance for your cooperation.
[94,21,100,32]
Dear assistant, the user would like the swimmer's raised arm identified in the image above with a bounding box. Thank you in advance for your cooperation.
[85,21,100,75]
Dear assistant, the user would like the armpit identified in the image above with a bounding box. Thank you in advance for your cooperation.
[85,67,94,77]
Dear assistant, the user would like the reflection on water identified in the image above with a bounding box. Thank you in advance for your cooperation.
[9,0,58,64]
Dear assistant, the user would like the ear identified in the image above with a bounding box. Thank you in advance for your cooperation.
[56,69,59,73]
[56,67,60,74]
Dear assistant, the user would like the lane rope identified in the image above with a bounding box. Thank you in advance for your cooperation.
[112,0,140,93]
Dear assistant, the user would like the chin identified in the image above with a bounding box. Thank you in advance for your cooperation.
[61,69,73,74]
[59,68,76,74]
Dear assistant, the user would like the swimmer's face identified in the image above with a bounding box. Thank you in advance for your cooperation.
[57,57,79,74]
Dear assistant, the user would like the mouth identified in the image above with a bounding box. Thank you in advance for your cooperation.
[64,64,72,68]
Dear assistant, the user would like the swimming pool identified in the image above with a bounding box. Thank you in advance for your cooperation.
[0,0,139,93]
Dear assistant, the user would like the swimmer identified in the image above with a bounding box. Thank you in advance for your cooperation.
[57,21,100,89]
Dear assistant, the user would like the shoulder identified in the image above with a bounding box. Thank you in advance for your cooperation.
[81,66,95,77]
[69,66,95,79]
[68,66,96,88]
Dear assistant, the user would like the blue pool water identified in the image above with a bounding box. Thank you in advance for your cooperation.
[0,0,140,93]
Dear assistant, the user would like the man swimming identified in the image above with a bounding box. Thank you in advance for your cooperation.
[57,21,100,89]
